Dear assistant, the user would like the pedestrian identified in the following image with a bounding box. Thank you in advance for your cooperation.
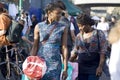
[70,13,107,80]
[29,14,38,41]
[30,3,68,80]
[109,16,117,30]
[108,20,120,80]
[0,8,11,46]
[55,0,76,59]
[18,11,33,54]
[97,16,110,39]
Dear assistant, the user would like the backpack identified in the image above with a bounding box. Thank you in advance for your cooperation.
[6,20,24,43]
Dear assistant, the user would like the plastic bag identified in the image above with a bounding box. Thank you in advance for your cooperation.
[22,74,29,80]
[69,62,78,80]
[22,56,47,79]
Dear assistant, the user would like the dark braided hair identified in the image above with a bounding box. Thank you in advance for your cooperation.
[45,3,60,14]
[55,1,66,10]
[76,13,95,26]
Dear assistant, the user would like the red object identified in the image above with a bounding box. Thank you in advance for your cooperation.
[22,56,47,79]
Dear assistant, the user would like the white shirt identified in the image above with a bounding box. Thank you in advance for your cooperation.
[68,16,75,31]
[70,22,75,31]
[97,22,109,38]
[109,39,120,80]
[21,16,32,35]
[8,3,18,19]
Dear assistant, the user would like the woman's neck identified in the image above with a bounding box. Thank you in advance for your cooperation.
[84,27,94,33]
[47,18,54,24]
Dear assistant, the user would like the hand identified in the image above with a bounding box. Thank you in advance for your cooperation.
[69,50,78,62]
[96,66,102,77]
[62,70,68,80]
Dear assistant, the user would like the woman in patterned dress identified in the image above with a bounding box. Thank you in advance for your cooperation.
[70,13,108,80]
[30,3,68,80]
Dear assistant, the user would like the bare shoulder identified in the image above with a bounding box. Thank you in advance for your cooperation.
[34,21,45,32]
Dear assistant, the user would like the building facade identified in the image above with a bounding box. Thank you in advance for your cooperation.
[23,0,60,10]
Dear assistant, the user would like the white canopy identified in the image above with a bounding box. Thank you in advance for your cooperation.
[73,0,120,5]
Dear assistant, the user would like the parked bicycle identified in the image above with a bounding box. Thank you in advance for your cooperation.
[0,43,25,80]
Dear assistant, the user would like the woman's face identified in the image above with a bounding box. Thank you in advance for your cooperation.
[21,13,26,18]
[48,8,61,21]
[77,23,92,33]
[77,23,84,31]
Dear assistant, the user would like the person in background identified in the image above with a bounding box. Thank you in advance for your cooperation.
[70,13,107,80]
[30,3,68,80]
[109,16,117,30]
[108,20,120,80]
[17,11,33,54]
[0,8,11,46]
[97,16,110,39]
[16,10,32,36]
[31,14,38,30]
[29,14,38,42]
[18,19,33,45]
[70,15,80,36]
[91,16,100,29]
[55,1,78,80]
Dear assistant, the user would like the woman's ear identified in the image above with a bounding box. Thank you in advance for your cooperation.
[47,11,50,14]
[47,11,51,17]
[82,25,85,28]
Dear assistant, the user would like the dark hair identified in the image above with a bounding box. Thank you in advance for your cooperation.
[111,16,116,19]
[45,3,60,14]
[76,13,95,26]
[21,10,25,14]
[61,12,65,16]
[25,12,28,16]
[55,1,66,10]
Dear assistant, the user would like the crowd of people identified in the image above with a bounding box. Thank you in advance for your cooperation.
[0,0,120,80]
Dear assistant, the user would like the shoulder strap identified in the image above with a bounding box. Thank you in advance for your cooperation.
[41,23,57,45]
[79,33,91,56]
[97,30,100,51]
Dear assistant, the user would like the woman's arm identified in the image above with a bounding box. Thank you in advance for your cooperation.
[69,47,78,62]
[30,24,39,56]
[62,27,68,72]
[96,30,107,76]
[69,34,80,62]
[61,27,68,80]
[96,53,105,77]
[70,30,75,43]
[22,36,33,45]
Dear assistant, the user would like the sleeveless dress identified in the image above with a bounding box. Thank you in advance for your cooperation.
[37,21,65,80]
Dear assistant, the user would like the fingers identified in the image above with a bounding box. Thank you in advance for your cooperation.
[96,71,102,77]
[62,71,68,80]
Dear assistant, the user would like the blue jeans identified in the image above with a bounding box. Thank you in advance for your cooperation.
[78,74,99,80]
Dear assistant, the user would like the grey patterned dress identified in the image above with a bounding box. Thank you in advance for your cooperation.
[37,21,65,80]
